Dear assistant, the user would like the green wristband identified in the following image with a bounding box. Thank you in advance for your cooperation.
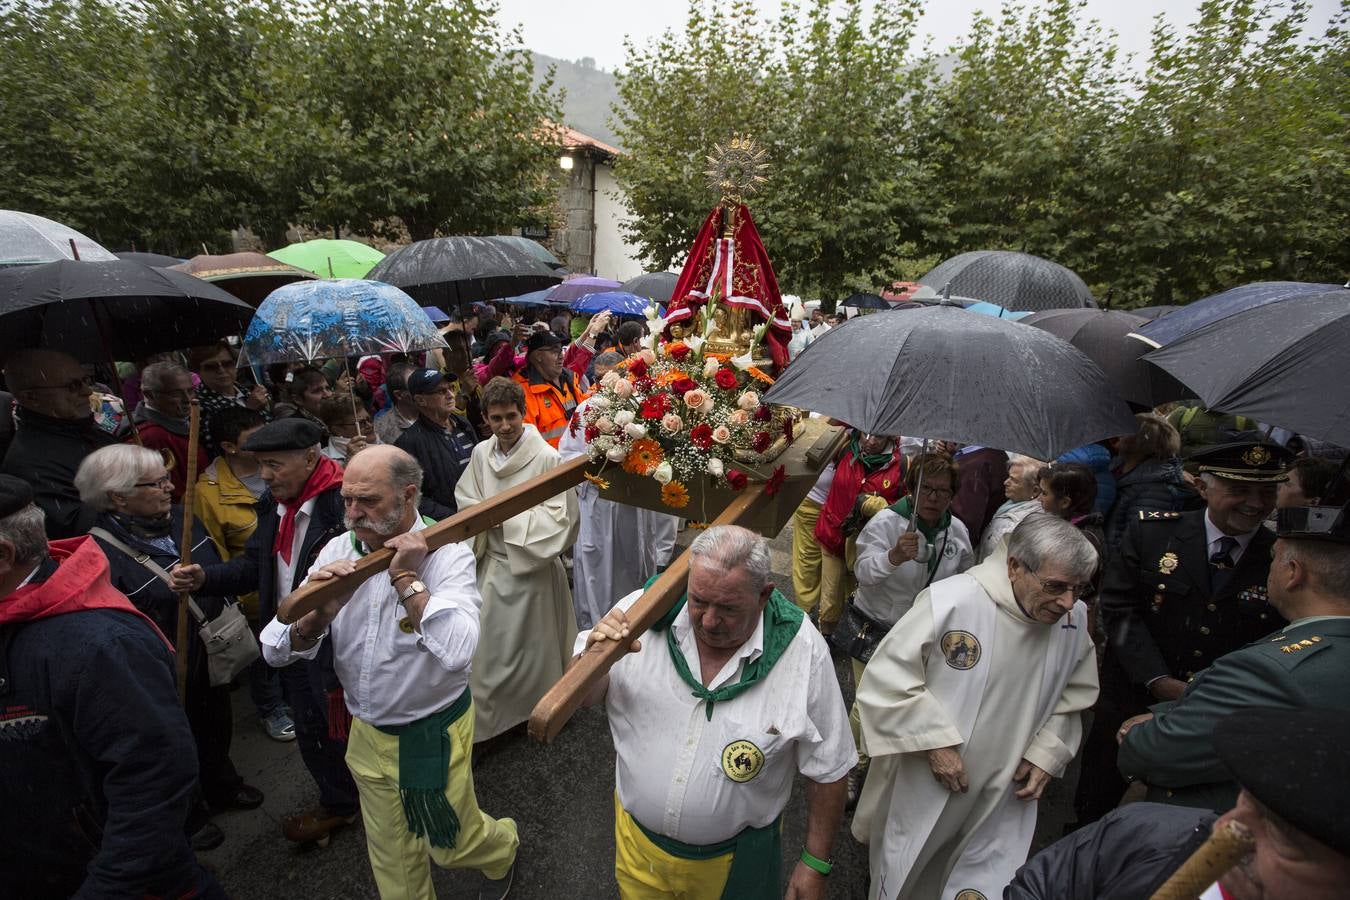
[799,848,833,875]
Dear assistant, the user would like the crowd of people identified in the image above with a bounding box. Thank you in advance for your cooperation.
[0,296,1347,900]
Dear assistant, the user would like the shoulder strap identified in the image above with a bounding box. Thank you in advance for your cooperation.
[89,526,208,625]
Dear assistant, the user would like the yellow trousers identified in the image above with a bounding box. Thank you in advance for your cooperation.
[791,498,824,615]
[614,794,733,899]
[346,706,518,900]
[850,658,869,768]
[817,538,858,630]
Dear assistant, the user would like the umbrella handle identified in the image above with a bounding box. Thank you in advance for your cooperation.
[348,377,363,439]
[907,438,929,534]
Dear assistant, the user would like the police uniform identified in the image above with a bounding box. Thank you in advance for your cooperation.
[1074,441,1292,823]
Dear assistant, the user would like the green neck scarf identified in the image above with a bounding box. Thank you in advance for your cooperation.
[648,575,804,722]
[850,433,894,471]
[890,496,952,576]
[372,687,472,849]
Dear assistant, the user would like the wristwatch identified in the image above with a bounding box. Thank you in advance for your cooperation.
[396,579,428,604]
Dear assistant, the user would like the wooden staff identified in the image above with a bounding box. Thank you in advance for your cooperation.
[1150,819,1255,900]
[528,484,769,743]
[175,399,202,704]
[276,455,591,624]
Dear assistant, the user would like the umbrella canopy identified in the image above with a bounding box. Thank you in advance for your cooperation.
[503,288,555,307]
[485,235,565,270]
[840,292,890,310]
[170,252,317,307]
[548,276,622,306]
[1131,281,1344,348]
[619,271,679,303]
[367,236,562,308]
[763,305,1137,459]
[240,279,447,366]
[1021,308,1190,409]
[919,250,1095,312]
[421,305,451,324]
[267,239,386,280]
[964,300,1030,320]
[570,291,661,318]
[0,259,253,359]
[1143,289,1350,446]
[113,251,182,267]
[0,210,117,266]
[1128,305,1178,322]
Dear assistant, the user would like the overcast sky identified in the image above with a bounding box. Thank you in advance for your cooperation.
[492,0,1342,71]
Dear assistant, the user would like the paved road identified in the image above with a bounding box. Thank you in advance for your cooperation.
[204,525,1079,898]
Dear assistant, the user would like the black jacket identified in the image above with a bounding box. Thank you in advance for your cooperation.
[1,409,116,539]
[1006,803,1216,900]
[1103,457,1197,555]
[394,412,478,520]
[0,561,213,900]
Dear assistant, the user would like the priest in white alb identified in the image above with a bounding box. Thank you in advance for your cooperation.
[853,513,1100,900]
[454,377,579,741]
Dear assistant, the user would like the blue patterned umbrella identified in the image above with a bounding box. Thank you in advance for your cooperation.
[240,279,447,366]
[570,291,662,317]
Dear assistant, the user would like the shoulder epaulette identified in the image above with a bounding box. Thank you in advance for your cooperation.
[1138,510,1182,521]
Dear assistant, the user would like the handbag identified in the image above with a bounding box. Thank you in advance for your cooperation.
[829,597,891,664]
[89,527,261,687]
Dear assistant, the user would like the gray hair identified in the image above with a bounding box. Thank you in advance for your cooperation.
[385,446,424,510]
[74,444,165,511]
[141,360,189,393]
[0,504,49,566]
[1008,455,1044,490]
[1006,512,1098,580]
[688,525,772,592]
[594,351,624,368]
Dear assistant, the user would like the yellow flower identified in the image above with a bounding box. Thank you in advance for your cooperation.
[661,480,691,509]
[583,472,611,490]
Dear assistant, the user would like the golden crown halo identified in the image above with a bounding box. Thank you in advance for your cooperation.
[704,135,769,204]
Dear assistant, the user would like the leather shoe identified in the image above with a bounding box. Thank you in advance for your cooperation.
[479,861,515,900]
[190,821,225,852]
[212,783,264,812]
[282,807,358,848]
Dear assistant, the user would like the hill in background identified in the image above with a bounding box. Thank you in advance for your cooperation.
[533,52,624,148]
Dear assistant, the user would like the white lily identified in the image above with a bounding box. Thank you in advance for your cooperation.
[646,316,667,335]
[639,334,654,350]
[730,351,755,371]
[685,335,705,356]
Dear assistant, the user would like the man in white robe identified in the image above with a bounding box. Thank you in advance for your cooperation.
[557,397,678,629]
[854,513,1100,900]
[454,377,579,741]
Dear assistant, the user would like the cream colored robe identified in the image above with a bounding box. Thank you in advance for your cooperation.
[852,553,1099,900]
[455,424,579,740]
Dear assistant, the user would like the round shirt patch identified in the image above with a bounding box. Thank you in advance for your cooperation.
[398,616,415,634]
[940,630,981,670]
[721,739,765,783]
[954,891,988,900]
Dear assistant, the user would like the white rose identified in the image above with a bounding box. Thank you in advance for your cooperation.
[703,357,720,378]
[589,395,611,410]
[613,410,635,427]
[706,457,725,477]
[652,461,673,485]
[624,422,648,440]
[606,445,628,463]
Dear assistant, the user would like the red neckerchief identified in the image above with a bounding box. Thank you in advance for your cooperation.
[274,455,345,564]
[0,536,172,649]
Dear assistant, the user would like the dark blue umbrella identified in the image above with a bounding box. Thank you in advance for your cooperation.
[1131,282,1344,348]
[570,291,662,317]
[504,288,555,307]
[241,279,447,366]
[840,292,889,310]
[421,305,451,323]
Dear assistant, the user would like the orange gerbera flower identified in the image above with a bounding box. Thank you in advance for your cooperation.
[746,366,776,385]
[622,438,664,475]
[583,472,611,490]
[661,480,691,509]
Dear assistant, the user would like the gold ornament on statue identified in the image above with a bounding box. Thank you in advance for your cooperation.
[702,135,770,359]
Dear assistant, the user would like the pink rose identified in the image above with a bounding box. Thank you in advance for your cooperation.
[726,409,750,427]
[683,389,713,414]
[600,370,620,389]
[596,416,616,434]
[712,425,732,444]
[638,348,657,366]
[660,413,684,434]
[703,357,720,378]
[613,378,635,398]
[737,391,760,411]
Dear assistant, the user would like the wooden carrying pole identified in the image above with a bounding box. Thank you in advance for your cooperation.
[276,455,591,624]
[175,399,202,704]
[1150,820,1255,900]
[528,485,769,744]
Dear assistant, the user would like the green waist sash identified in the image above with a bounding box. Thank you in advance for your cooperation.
[373,687,472,849]
[633,812,783,900]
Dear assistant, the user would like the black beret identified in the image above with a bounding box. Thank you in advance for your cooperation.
[525,330,562,353]
[241,417,323,452]
[1189,441,1293,482]
[0,474,34,518]
[1215,706,1350,857]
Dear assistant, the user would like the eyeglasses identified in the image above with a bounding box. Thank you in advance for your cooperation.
[1026,566,1095,600]
[134,475,173,490]
[917,484,954,500]
[28,375,94,392]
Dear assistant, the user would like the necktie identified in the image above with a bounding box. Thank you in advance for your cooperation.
[1209,536,1240,590]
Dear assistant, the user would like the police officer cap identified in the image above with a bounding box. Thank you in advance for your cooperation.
[241,417,323,452]
[525,330,563,354]
[1189,441,1292,483]
[1215,706,1350,857]
[406,368,445,395]
[0,474,34,518]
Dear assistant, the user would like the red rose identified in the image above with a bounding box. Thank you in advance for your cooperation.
[584,424,599,442]
[668,343,691,360]
[726,468,748,491]
[628,357,649,378]
[714,368,739,390]
[639,393,668,420]
[690,423,713,450]
[752,431,771,453]
[672,376,699,395]
[753,404,772,422]
[764,465,786,497]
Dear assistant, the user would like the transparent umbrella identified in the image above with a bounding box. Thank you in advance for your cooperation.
[0,210,118,266]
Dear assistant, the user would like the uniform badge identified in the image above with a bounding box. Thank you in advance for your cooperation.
[543,398,552,408]
[398,617,415,634]
[943,542,958,559]
[882,479,891,489]
[940,630,981,670]
[721,740,765,783]
[1243,446,1271,466]
[954,891,988,900]
[1238,585,1269,605]
[1158,552,1179,574]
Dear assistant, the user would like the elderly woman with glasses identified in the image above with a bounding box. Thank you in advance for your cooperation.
[74,444,263,849]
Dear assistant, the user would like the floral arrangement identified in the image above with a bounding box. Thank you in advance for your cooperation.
[570,298,793,509]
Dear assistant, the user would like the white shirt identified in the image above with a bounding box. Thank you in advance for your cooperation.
[260,517,482,727]
[854,509,975,627]
[274,498,317,597]
[576,590,855,845]
[1204,510,1258,564]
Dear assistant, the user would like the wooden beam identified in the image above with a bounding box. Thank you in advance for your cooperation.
[276,455,591,623]
[528,485,769,743]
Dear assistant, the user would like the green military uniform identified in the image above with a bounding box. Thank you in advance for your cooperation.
[1118,615,1350,811]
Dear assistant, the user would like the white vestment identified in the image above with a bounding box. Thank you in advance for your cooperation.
[557,400,678,629]
[455,424,579,740]
[853,554,1099,900]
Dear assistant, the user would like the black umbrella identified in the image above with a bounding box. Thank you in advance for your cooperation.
[619,271,679,304]
[840,292,890,310]
[368,237,563,307]
[1128,305,1178,322]
[919,250,1095,312]
[1020,308,1191,409]
[1143,289,1350,446]
[485,235,566,270]
[114,251,183,267]
[763,305,1137,459]
[0,259,254,359]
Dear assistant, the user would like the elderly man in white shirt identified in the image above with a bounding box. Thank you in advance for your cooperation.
[260,445,518,900]
[579,525,855,900]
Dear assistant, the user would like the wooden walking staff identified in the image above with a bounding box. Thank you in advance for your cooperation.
[174,398,202,703]
[1150,820,1255,900]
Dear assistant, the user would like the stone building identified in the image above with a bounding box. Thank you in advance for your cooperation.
[546,126,645,281]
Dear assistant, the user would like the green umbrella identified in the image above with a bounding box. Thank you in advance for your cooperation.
[267,239,385,280]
